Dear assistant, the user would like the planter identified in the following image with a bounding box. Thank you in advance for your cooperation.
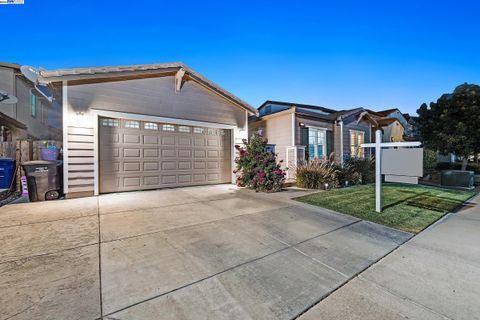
[40,148,59,161]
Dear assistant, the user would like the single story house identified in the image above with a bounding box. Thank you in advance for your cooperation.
[0,62,61,143]
[35,62,257,198]
[249,101,377,177]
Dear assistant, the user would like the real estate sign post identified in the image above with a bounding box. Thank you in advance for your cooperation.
[361,129,422,213]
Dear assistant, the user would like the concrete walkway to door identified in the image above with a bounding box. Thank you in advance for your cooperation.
[0,185,411,320]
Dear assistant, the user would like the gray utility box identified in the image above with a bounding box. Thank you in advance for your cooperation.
[440,170,474,189]
[22,160,63,202]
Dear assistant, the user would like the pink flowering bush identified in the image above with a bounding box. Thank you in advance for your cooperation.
[234,133,286,192]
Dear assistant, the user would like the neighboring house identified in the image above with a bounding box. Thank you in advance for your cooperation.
[0,62,61,143]
[249,101,374,177]
[35,62,257,198]
[365,108,407,142]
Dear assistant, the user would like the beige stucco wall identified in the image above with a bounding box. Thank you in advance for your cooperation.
[249,112,293,169]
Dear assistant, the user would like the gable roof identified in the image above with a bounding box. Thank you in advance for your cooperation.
[35,62,258,115]
[367,108,401,117]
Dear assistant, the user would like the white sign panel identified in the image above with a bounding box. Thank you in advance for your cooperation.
[381,148,423,184]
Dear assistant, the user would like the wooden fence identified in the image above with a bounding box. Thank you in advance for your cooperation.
[0,140,62,192]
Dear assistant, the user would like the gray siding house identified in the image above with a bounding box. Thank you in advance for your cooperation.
[36,62,257,198]
[249,101,374,178]
[0,62,61,142]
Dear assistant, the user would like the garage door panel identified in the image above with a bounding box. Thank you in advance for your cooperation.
[194,138,206,146]
[124,134,140,144]
[207,161,219,169]
[178,161,192,170]
[207,173,220,182]
[124,148,141,158]
[162,175,177,185]
[178,149,192,158]
[178,137,192,146]
[194,161,206,169]
[194,150,206,158]
[144,149,159,157]
[178,174,192,183]
[207,150,219,158]
[144,176,160,186]
[161,161,177,170]
[207,139,219,146]
[193,174,207,182]
[100,162,120,173]
[99,117,231,193]
[124,162,141,172]
[143,135,159,144]
[161,136,176,145]
[161,149,176,158]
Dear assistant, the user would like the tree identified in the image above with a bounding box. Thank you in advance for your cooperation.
[417,83,480,170]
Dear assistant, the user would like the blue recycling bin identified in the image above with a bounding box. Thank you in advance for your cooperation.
[0,158,16,189]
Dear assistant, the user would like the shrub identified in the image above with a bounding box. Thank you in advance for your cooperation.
[343,157,375,185]
[423,149,437,176]
[296,153,340,189]
[234,133,286,192]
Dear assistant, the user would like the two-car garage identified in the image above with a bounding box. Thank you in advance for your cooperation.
[99,117,232,193]
[38,62,256,197]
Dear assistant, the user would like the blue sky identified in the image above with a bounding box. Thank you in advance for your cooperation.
[1,0,479,114]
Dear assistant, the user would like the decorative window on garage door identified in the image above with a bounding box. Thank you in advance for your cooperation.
[144,122,158,130]
[125,120,140,129]
[162,124,175,132]
[101,118,119,127]
[193,127,204,134]
[178,126,190,133]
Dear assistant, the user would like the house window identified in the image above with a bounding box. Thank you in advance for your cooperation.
[350,130,365,158]
[30,92,36,117]
[101,118,119,127]
[219,129,226,136]
[265,144,276,153]
[125,120,140,129]
[144,122,158,130]
[308,128,326,159]
[193,127,204,134]
[264,105,272,114]
[178,126,190,133]
[162,124,175,132]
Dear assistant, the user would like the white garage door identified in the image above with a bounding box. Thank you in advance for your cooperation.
[99,117,232,193]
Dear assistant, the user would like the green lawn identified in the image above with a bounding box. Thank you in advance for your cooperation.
[295,183,475,233]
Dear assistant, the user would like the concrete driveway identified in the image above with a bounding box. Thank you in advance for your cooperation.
[0,185,411,320]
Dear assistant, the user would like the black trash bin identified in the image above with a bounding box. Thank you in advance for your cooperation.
[22,160,63,201]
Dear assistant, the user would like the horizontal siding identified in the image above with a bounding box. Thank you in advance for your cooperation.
[68,171,94,178]
[68,185,95,193]
[68,164,95,171]
[68,134,95,143]
[66,126,95,193]
[68,142,94,150]
[68,178,94,186]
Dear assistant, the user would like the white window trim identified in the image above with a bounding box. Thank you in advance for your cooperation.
[307,127,327,159]
[349,129,365,158]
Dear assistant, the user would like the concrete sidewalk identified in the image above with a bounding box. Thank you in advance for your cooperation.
[300,193,480,320]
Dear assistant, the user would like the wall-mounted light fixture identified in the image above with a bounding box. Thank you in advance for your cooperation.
[299,122,305,128]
